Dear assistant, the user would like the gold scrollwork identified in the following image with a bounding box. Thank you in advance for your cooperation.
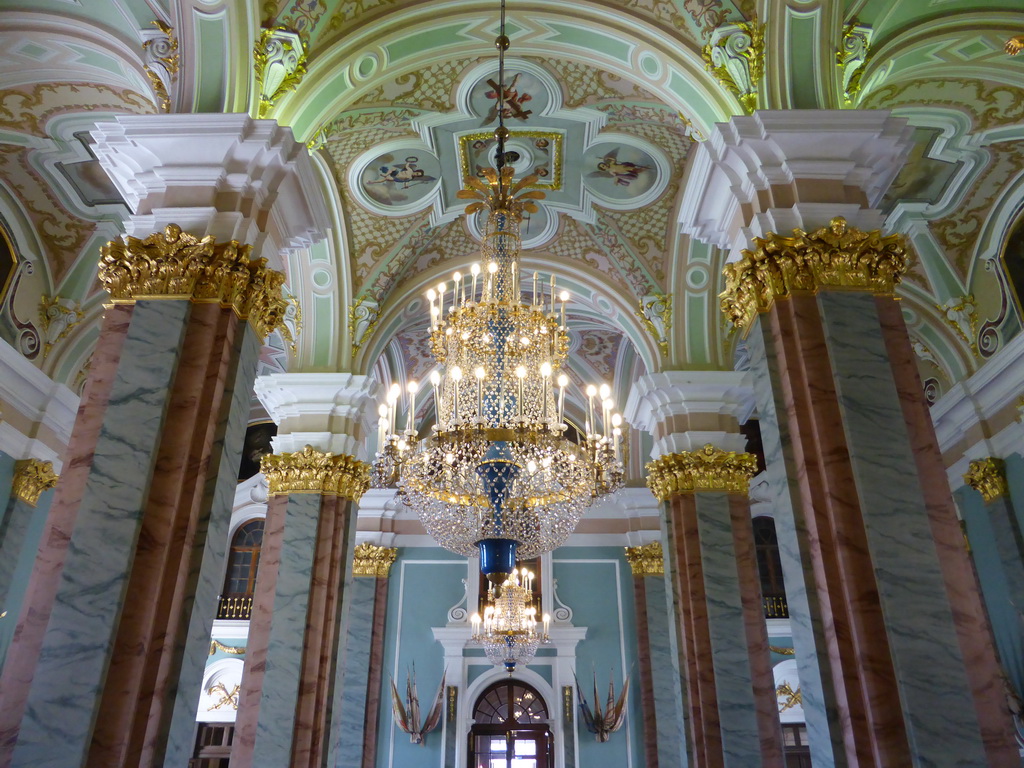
[701,17,765,115]
[635,294,671,358]
[254,26,307,117]
[769,645,795,656]
[352,542,398,577]
[1006,35,1024,56]
[646,444,757,500]
[98,224,288,339]
[261,445,370,500]
[720,216,907,335]
[142,20,179,112]
[12,459,58,506]
[209,639,246,656]
[964,457,1008,504]
[624,541,664,577]
[207,682,240,711]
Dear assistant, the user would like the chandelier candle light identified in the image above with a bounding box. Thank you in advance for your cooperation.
[371,0,623,671]
[471,567,550,673]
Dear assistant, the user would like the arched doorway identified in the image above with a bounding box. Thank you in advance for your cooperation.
[468,679,553,768]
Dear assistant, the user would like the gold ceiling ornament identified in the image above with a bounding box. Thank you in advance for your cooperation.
[254,26,307,117]
[837,21,872,105]
[98,224,288,339]
[352,542,398,577]
[769,645,796,656]
[635,293,672,358]
[646,444,757,500]
[701,17,765,115]
[1006,35,1024,56]
[719,217,908,334]
[457,167,546,220]
[964,457,1009,504]
[142,19,179,112]
[38,295,84,360]
[261,445,370,499]
[12,458,58,506]
[624,541,664,577]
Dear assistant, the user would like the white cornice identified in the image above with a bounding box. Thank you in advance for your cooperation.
[0,338,77,469]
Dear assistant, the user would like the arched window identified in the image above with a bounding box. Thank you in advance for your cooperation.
[217,520,264,619]
[753,516,788,618]
[469,679,552,768]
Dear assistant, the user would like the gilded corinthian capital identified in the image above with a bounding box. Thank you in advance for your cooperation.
[720,216,907,333]
[964,457,1008,503]
[352,542,397,577]
[12,458,58,506]
[261,445,370,500]
[646,444,756,500]
[624,541,664,577]
[98,224,288,338]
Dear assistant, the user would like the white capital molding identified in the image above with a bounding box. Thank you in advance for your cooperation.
[623,371,753,459]
[254,372,377,460]
[90,114,331,267]
[0,338,78,470]
[679,110,913,261]
[930,330,1024,488]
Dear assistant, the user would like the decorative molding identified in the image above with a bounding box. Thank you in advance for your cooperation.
[254,27,307,118]
[99,224,288,339]
[141,20,179,112]
[769,645,795,656]
[635,293,671,358]
[38,296,84,360]
[624,541,663,577]
[646,444,757,499]
[209,639,246,656]
[349,296,379,354]
[837,22,872,105]
[937,294,980,359]
[963,457,1008,503]
[1006,35,1024,55]
[12,458,58,506]
[352,542,397,577]
[720,217,907,334]
[261,445,370,499]
[701,17,765,114]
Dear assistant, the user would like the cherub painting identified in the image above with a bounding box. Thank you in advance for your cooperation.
[368,157,435,189]
[360,151,441,208]
[590,148,651,187]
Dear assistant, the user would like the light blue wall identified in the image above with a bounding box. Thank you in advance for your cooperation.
[376,547,466,768]
[552,547,644,768]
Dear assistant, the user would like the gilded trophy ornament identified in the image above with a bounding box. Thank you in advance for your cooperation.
[12,458,58,506]
[646,444,757,500]
[98,224,288,339]
[720,216,907,335]
[624,541,664,577]
[352,542,398,577]
[963,457,1009,503]
[261,445,370,500]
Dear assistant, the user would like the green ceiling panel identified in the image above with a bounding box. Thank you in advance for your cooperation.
[542,22,633,64]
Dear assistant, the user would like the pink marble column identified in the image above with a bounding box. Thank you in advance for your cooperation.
[876,297,1018,765]
[361,576,389,768]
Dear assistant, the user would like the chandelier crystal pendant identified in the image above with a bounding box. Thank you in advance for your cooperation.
[471,567,550,673]
[370,0,624,586]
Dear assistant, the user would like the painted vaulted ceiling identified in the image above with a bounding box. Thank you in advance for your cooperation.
[0,0,1022,429]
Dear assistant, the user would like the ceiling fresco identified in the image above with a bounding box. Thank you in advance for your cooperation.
[0,0,1020,414]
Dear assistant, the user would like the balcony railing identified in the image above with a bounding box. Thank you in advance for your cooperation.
[763,595,789,619]
[216,595,253,620]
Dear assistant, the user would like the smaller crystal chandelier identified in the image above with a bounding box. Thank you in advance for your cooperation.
[470,567,550,673]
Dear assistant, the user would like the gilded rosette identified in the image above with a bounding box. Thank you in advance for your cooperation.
[720,216,907,333]
[12,458,58,506]
[98,224,288,337]
[262,445,370,499]
[964,457,1008,503]
[646,444,757,499]
[352,542,398,577]
[624,541,664,576]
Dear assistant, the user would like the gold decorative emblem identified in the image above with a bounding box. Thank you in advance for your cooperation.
[964,457,1008,503]
[624,541,664,577]
[254,26,307,117]
[720,217,907,334]
[1006,35,1024,56]
[206,682,240,711]
[209,639,246,656]
[635,294,671,358]
[776,681,802,713]
[98,224,288,339]
[261,445,370,500]
[646,445,757,500]
[352,542,397,577]
[12,458,58,506]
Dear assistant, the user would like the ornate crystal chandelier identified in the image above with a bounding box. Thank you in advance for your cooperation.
[371,0,624,586]
[471,567,550,673]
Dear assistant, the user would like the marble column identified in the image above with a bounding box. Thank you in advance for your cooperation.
[625,542,686,768]
[647,446,783,768]
[0,227,285,768]
[727,220,1018,767]
[0,460,58,609]
[963,459,1024,601]
[231,446,370,768]
[332,542,394,768]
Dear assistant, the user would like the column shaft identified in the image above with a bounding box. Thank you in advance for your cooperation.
[632,576,660,768]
